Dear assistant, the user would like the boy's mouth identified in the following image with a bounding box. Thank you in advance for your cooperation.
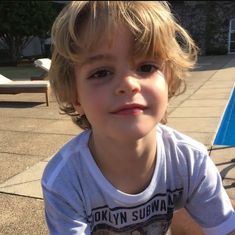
[110,104,147,115]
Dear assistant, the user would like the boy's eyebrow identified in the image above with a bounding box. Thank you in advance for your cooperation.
[80,54,117,67]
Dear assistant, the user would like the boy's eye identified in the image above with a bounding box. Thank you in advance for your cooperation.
[138,64,158,73]
[89,69,112,79]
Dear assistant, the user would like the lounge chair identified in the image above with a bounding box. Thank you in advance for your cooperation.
[31,58,51,81]
[0,74,50,106]
[34,58,51,72]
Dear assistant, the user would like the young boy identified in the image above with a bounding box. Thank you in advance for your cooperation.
[42,1,235,234]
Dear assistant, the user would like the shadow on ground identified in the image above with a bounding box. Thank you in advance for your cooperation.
[0,101,44,108]
[194,55,235,71]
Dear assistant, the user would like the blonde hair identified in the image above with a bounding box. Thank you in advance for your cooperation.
[49,1,198,129]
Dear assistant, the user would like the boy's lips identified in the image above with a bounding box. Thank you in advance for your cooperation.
[110,104,147,115]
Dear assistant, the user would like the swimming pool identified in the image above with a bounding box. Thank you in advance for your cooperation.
[213,87,235,146]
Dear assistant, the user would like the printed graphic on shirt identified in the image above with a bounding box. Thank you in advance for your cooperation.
[89,188,183,234]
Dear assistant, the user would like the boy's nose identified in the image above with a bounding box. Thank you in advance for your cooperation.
[115,75,141,95]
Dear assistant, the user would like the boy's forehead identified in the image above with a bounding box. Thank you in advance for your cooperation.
[74,21,161,66]
[78,24,135,61]
[79,53,116,67]
[81,22,133,46]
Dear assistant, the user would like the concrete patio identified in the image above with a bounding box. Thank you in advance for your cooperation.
[0,55,235,234]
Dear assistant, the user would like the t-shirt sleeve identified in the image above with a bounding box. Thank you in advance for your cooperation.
[185,154,235,235]
[42,184,91,235]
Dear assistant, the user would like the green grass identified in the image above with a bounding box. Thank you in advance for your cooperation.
[0,64,44,80]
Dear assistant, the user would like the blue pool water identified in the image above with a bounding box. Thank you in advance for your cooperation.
[213,88,235,146]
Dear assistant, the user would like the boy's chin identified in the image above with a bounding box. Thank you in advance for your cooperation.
[111,125,158,142]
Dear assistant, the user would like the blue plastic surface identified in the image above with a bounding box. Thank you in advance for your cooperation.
[213,88,235,146]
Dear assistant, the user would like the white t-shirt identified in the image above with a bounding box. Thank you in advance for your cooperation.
[42,124,235,235]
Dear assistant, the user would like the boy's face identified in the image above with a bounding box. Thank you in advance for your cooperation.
[74,24,168,142]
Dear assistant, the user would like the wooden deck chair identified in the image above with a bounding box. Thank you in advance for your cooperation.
[0,74,50,106]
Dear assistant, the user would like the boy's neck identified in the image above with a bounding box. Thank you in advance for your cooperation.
[88,128,157,194]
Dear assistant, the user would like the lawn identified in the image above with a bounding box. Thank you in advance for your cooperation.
[0,64,44,81]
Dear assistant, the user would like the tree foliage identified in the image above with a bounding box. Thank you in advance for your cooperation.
[0,1,60,63]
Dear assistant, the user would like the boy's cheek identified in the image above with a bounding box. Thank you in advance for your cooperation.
[162,66,171,84]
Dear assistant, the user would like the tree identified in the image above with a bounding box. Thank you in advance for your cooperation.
[0,1,61,64]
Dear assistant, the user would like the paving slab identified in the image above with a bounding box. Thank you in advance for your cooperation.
[189,89,232,100]
[209,58,235,79]
[0,194,47,235]
[0,152,46,184]
[180,99,228,107]
[185,82,206,90]
[0,116,81,135]
[168,93,192,107]
[0,106,69,120]
[0,161,46,199]
[201,80,235,89]
[0,131,75,157]
[168,117,219,133]
[183,132,214,147]
[192,87,232,94]
[36,119,82,135]
[169,106,225,118]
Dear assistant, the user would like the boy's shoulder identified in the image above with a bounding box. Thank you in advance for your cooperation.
[157,124,210,183]
[42,130,91,188]
[157,124,208,155]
